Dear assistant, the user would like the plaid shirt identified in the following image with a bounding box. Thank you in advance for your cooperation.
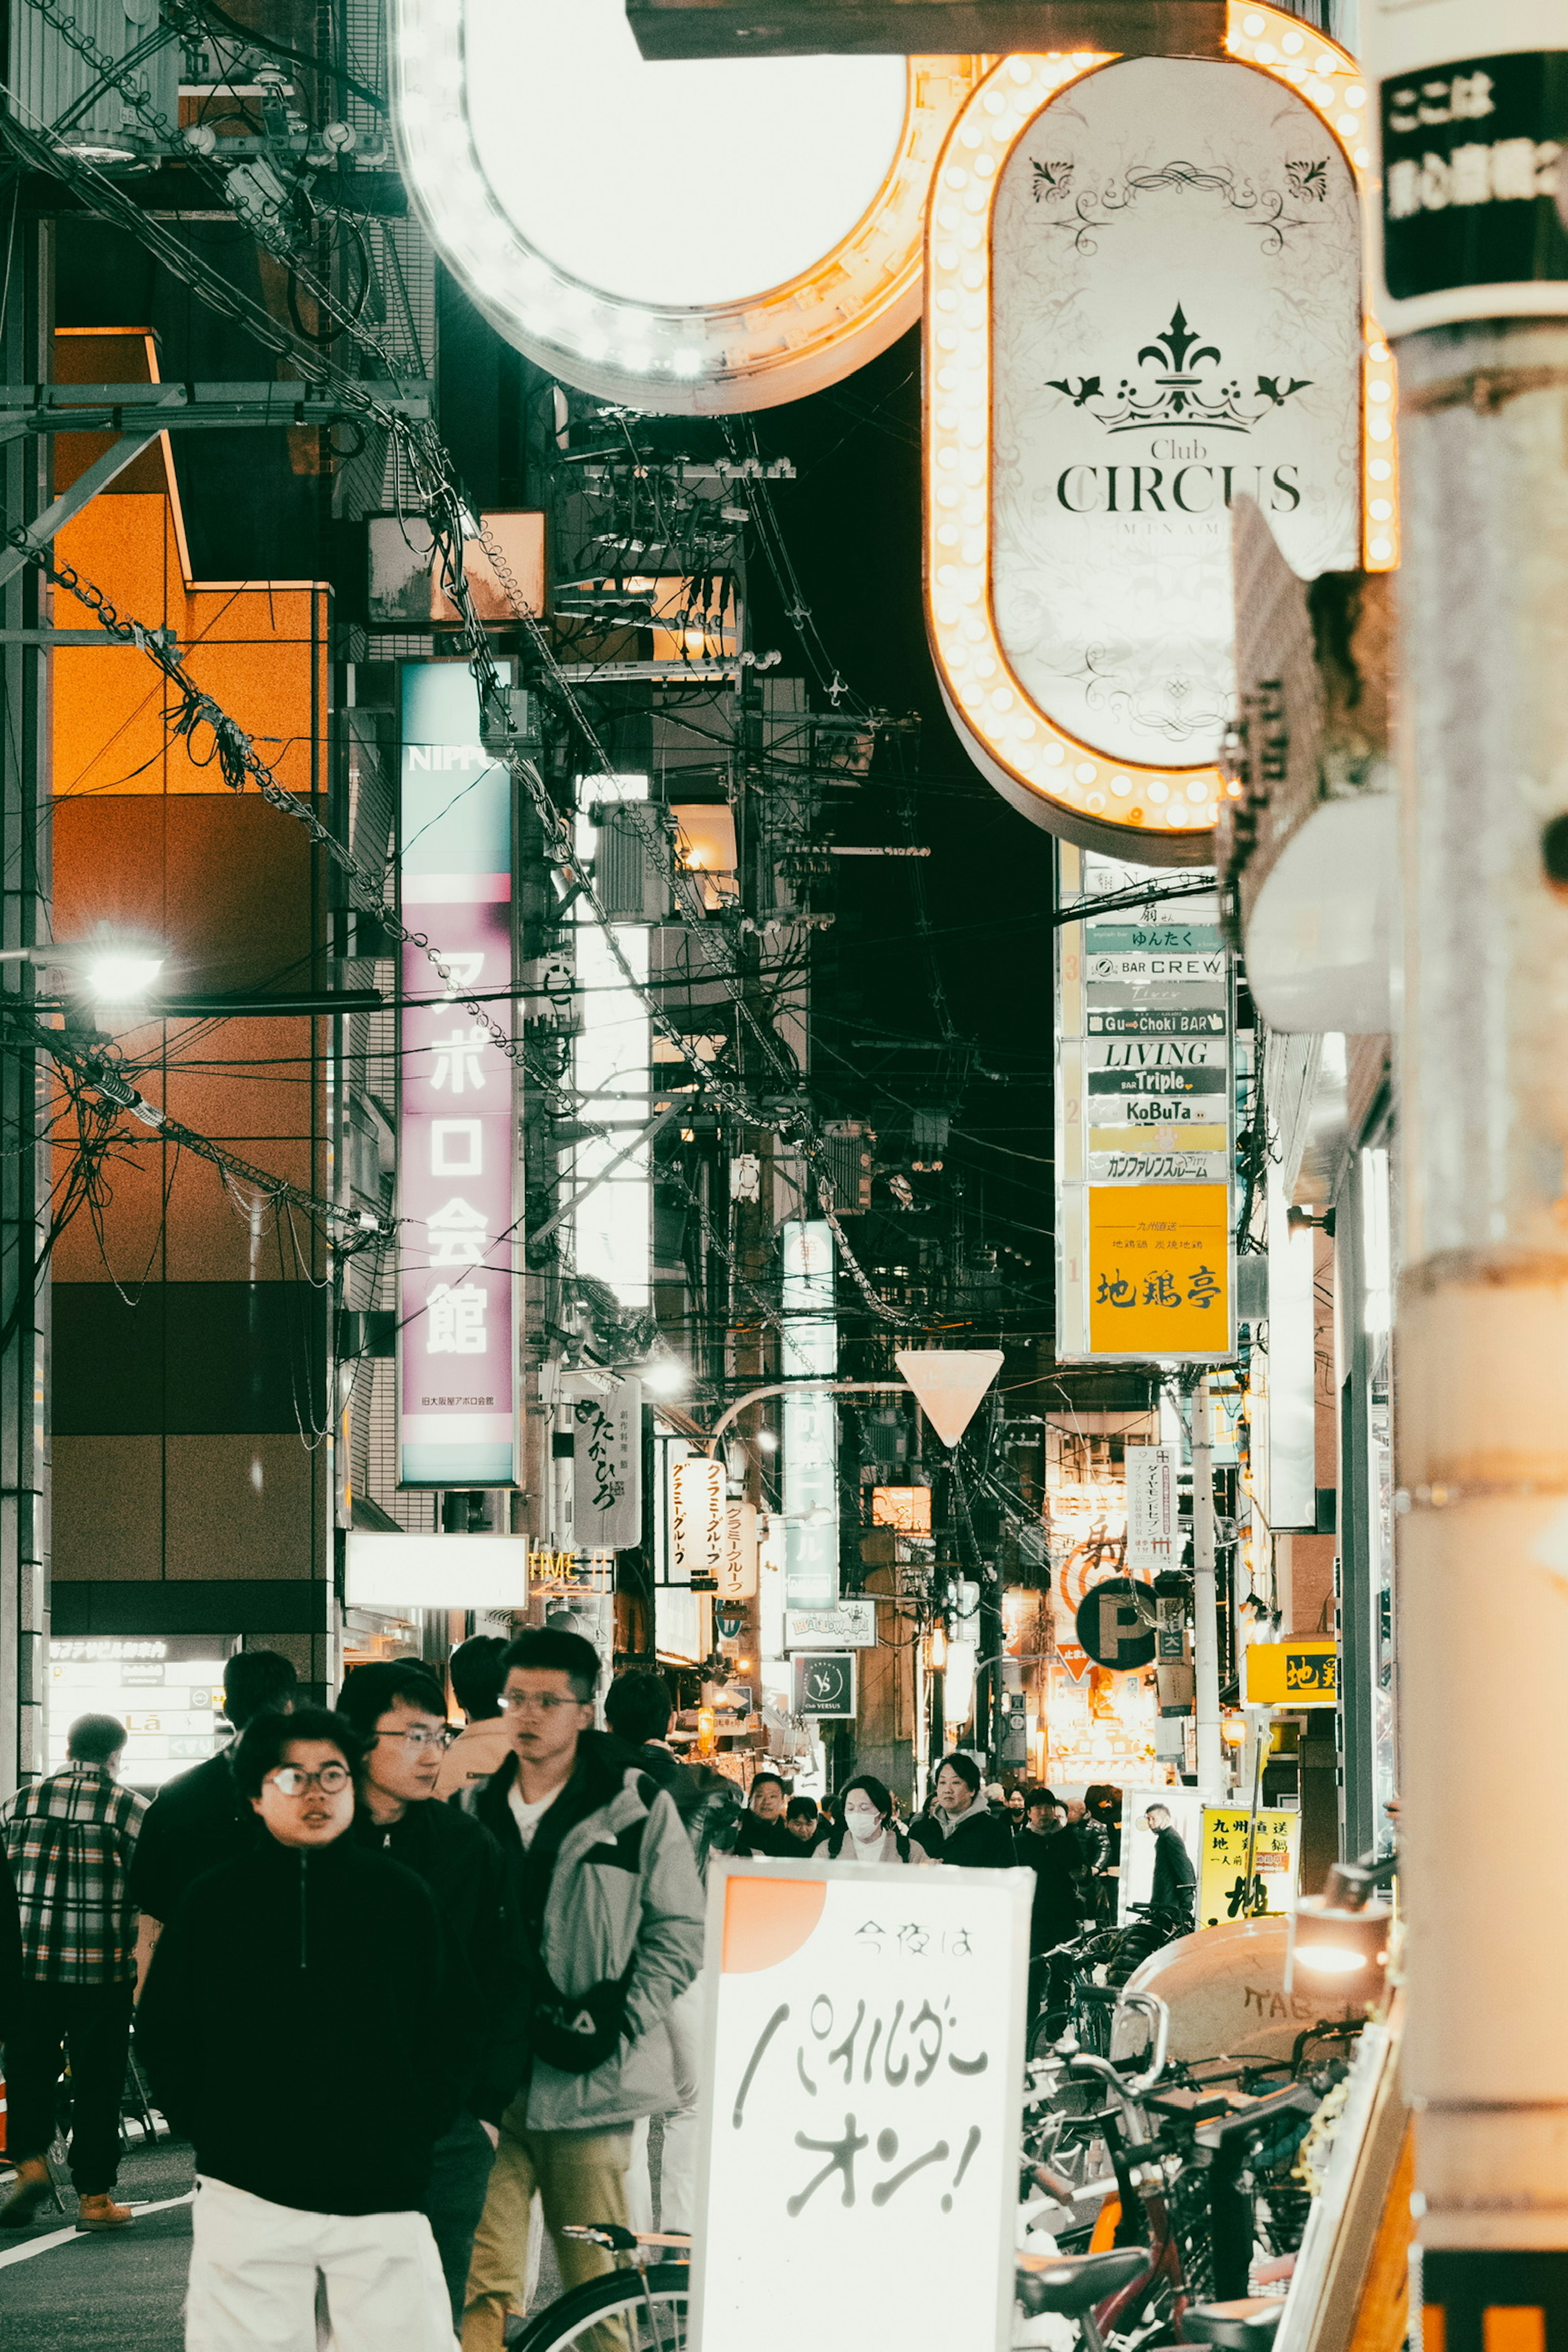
[2,1762,147,1985]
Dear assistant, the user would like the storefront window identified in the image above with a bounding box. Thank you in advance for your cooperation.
[48,1636,236,1788]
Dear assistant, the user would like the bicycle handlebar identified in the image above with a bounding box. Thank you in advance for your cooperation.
[1116,1992,1170,2093]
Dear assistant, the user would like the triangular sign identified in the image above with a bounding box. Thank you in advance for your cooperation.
[895,1348,1005,1448]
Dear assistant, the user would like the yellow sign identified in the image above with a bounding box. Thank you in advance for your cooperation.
[1198,1807,1300,1928]
[1087,1183,1231,1355]
[1243,1639,1339,1708]
[871,1486,932,1534]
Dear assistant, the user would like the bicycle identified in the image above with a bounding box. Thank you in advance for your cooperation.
[513,2229,689,2352]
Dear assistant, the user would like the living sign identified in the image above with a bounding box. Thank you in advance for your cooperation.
[691,1860,1029,2352]
[924,6,1381,861]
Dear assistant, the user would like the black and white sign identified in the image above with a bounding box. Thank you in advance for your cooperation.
[571,1376,642,1551]
[691,1859,1030,2352]
[1380,51,1568,307]
[1075,1577,1159,1669]
[792,1651,857,1719]
[990,57,1361,772]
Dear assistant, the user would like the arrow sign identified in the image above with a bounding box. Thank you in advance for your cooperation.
[894,1348,1005,1448]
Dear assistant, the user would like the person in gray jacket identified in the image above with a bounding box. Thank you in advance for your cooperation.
[459,1628,704,2352]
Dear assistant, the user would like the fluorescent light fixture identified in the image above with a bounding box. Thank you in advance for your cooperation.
[389,0,981,411]
[345,1531,531,1612]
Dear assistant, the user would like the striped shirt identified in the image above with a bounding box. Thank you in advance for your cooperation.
[2,1762,147,1984]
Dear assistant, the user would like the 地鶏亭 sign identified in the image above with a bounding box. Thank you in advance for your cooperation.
[398,661,518,1486]
[1087,1183,1231,1356]
[1242,1639,1338,1708]
[1197,1808,1301,1929]
[691,1860,1029,2352]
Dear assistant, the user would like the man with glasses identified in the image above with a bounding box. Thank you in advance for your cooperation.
[137,1706,470,2351]
[336,1660,524,2324]
[459,1629,705,2352]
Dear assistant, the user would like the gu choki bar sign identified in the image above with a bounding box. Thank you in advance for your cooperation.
[924,6,1383,864]
[398,663,519,1487]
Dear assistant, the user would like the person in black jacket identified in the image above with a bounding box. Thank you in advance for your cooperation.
[731,1771,798,1858]
[137,1706,467,2352]
[926,1753,1018,1867]
[129,1647,297,1996]
[1145,1803,1197,1926]
[337,1660,525,2325]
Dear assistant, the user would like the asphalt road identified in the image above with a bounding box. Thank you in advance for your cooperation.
[1,2134,588,2348]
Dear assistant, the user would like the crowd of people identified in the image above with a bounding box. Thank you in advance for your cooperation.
[0,1636,1178,2351]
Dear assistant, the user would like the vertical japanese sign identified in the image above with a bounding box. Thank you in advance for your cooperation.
[1056,845,1234,1361]
[782,1219,839,1608]
[1126,1442,1178,1572]
[718,1502,759,1602]
[672,1456,727,1582]
[571,1377,642,1552]
[1197,1807,1301,1929]
[692,1860,1029,2352]
[399,663,518,1485]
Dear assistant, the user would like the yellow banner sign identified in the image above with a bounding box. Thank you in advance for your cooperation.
[1087,1183,1231,1355]
[1243,1639,1338,1708]
[1198,1806,1301,1929]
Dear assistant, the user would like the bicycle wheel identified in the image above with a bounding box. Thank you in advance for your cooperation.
[513,2264,689,2352]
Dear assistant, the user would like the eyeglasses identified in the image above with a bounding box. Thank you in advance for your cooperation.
[266,1764,351,1797]
[501,1690,581,1716]
[373,1727,455,1751]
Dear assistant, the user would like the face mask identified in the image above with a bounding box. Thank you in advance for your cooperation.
[844,1809,883,1842]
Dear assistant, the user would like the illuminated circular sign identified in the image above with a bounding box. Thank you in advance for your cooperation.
[392,0,983,412]
[925,5,1394,862]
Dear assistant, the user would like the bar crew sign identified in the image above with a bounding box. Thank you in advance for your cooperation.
[1370,0,1568,332]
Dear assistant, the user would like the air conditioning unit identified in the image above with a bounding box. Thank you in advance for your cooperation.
[819,1121,874,1213]
[12,0,179,167]
[592,803,674,923]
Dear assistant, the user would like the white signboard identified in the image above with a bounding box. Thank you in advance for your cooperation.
[991,56,1361,772]
[672,1456,727,1581]
[1118,1785,1204,1925]
[1126,1443,1179,1572]
[692,1858,1030,2352]
[784,1599,877,1650]
[345,1531,532,1612]
[718,1502,759,1602]
[571,1376,642,1551]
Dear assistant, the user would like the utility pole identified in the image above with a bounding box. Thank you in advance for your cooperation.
[1189,1374,1223,1799]
[0,222,51,1799]
[1371,0,1568,2321]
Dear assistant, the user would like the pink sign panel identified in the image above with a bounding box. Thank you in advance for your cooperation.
[398,663,517,1486]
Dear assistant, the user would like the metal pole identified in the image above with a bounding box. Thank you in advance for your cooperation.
[1396,314,1568,2284]
[1190,1374,1223,1798]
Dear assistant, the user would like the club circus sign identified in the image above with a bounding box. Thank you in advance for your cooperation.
[925,5,1392,863]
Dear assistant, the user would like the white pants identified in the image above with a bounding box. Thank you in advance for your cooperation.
[626,1973,705,2236]
[187,2176,457,2352]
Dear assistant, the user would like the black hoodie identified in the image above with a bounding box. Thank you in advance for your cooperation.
[137,1829,470,2215]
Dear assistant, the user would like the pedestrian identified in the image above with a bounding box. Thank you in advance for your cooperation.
[459,1629,705,2352]
[921,1752,1018,1867]
[1071,1789,1118,1922]
[1006,1786,1027,1829]
[822,1775,929,1864]
[731,1770,797,1858]
[0,1713,147,2230]
[136,1706,466,2352]
[1145,1803,1197,1926]
[1016,1787,1084,1958]
[603,1667,740,2237]
[337,1660,525,2325]
[434,1635,512,1798]
[129,1648,297,1994]
[784,1796,822,1847]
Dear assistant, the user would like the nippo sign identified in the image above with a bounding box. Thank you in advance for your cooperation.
[925,7,1386,862]
[691,1860,1029,2352]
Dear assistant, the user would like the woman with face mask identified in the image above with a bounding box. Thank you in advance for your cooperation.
[824,1775,928,1865]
